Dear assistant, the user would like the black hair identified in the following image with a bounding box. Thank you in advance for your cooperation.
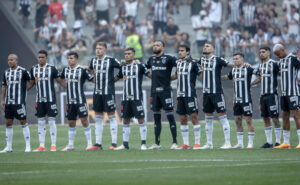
[233,52,244,58]
[67,52,79,59]
[38,50,48,57]
[125,47,135,53]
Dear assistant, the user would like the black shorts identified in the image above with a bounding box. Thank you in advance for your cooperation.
[176,97,199,115]
[20,4,30,17]
[93,94,116,113]
[260,94,279,118]
[153,21,166,35]
[233,102,253,116]
[150,91,174,112]
[35,102,58,117]
[5,104,27,120]
[66,103,88,120]
[280,96,300,111]
[202,93,226,114]
[121,100,144,119]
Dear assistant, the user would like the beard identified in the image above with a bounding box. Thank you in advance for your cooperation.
[153,49,162,54]
[202,51,210,55]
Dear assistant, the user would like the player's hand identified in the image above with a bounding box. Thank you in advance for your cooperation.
[244,63,250,68]
[133,60,141,64]
[1,102,5,110]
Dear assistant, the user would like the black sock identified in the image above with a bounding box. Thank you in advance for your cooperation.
[123,142,129,149]
[154,113,162,145]
[167,113,177,144]
[141,140,146,145]
[112,143,117,147]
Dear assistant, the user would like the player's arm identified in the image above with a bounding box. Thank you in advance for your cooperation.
[251,75,261,85]
[27,80,35,90]
[170,73,178,81]
[56,77,66,88]
[221,75,229,80]
[1,85,6,110]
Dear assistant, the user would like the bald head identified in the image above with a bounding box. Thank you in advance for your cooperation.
[8,54,18,69]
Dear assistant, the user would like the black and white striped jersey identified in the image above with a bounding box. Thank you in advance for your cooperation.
[256,59,279,95]
[228,66,254,103]
[176,60,202,97]
[2,66,31,105]
[279,54,300,96]
[89,56,121,95]
[30,64,60,103]
[117,63,150,101]
[200,55,229,94]
[146,54,177,93]
[61,65,93,104]
[241,3,256,27]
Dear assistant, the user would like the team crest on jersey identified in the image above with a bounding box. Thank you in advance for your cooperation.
[162,58,166,64]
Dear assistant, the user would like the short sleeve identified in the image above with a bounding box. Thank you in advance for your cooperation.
[112,58,121,68]
[228,70,233,80]
[83,68,94,81]
[30,68,35,80]
[219,57,229,67]
[60,68,66,79]
[146,58,152,69]
[292,56,300,69]
[248,67,254,75]
[2,72,6,86]
[168,55,177,67]
[23,70,31,81]
[52,67,60,78]
[142,64,150,76]
[194,62,202,75]
[89,58,94,70]
[117,66,123,79]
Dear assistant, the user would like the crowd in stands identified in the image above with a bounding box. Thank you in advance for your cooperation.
[12,0,300,67]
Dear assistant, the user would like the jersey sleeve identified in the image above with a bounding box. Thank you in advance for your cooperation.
[117,66,123,79]
[219,57,229,67]
[169,55,177,67]
[227,70,233,80]
[89,58,94,70]
[60,68,66,79]
[113,58,121,68]
[1,72,6,86]
[30,68,35,80]
[194,62,202,75]
[292,56,300,69]
[142,64,150,76]
[23,70,31,81]
[145,58,152,69]
[52,66,60,78]
[84,68,94,81]
[248,66,254,75]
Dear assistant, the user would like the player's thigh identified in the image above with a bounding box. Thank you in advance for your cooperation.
[15,104,27,120]
[78,103,89,118]
[4,105,14,120]
[35,102,47,117]
[93,94,104,113]
[104,94,116,112]
[287,96,300,110]
[213,94,226,113]
[186,97,199,115]
[267,94,279,118]
[160,91,174,111]
[233,103,243,116]
[45,102,58,117]
[176,97,187,115]
[260,96,269,118]
[132,100,145,119]
[66,104,78,120]
[121,101,134,119]
[242,102,253,117]
[280,96,290,112]
[202,94,214,113]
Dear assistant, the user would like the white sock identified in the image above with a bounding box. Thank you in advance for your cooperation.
[274,127,282,144]
[265,126,272,144]
[180,125,189,145]
[95,115,103,145]
[84,126,92,147]
[297,129,300,143]
[37,118,46,147]
[237,132,244,146]
[248,132,255,147]
[205,116,214,145]
[22,123,31,148]
[193,125,201,145]
[6,126,13,149]
[109,115,118,145]
[283,130,290,144]
[68,127,76,146]
[219,115,231,145]
[48,117,57,146]
[139,123,147,142]
[123,124,130,142]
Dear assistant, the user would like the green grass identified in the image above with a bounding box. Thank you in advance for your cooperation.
[0,121,299,185]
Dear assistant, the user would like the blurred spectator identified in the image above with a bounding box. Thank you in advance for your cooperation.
[118,6,127,20]
[193,10,212,54]
[178,32,191,48]
[168,0,179,14]
[226,25,241,53]
[39,18,51,49]
[73,0,85,25]
[62,0,68,21]
[285,5,299,37]
[85,0,95,26]
[35,0,48,43]
[189,0,202,29]
[124,0,139,21]
[48,14,67,38]
[162,17,180,49]
[146,0,153,15]
[153,0,169,39]
[253,28,268,47]
[213,27,226,57]
[11,0,17,12]
[282,0,299,15]
[281,25,292,45]
[48,0,63,21]
[228,0,241,28]
[238,30,255,63]
[95,0,110,23]
[60,44,69,67]
[126,29,143,61]
[48,36,60,66]
[241,0,257,36]
[93,20,110,48]
[71,40,88,64]
[112,17,127,48]
[208,0,222,28]
[271,27,283,45]
[256,13,268,32]
[19,0,31,27]
[137,18,153,41]
[72,21,91,44]
[58,28,77,49]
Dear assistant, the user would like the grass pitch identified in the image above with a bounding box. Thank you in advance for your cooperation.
[0,121,299,185]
